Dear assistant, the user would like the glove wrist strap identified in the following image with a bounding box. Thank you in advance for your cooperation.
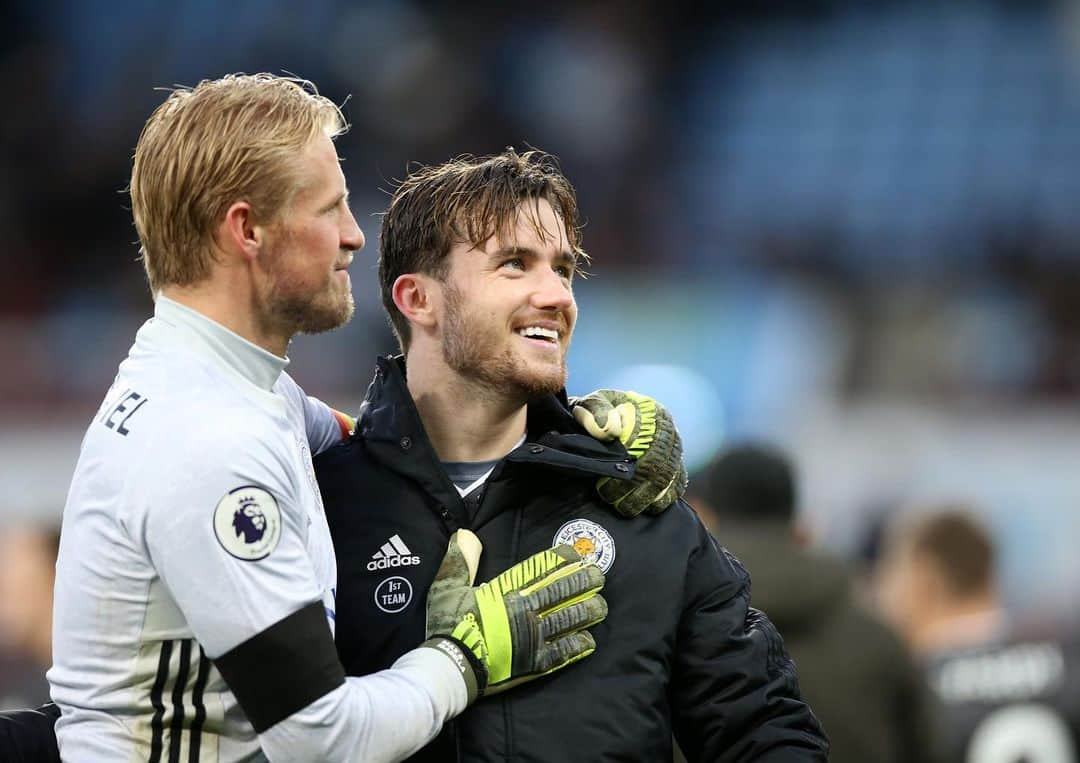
[419,636,487,704]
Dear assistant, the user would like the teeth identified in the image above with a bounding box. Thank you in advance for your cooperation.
[518,326,558,342]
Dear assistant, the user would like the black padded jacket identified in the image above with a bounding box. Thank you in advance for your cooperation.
[314,356,828,762]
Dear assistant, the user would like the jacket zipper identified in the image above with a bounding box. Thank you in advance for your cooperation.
[503,498,526,761]
[446,482,486,761]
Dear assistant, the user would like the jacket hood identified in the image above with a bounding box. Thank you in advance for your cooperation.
[714,520,851,634]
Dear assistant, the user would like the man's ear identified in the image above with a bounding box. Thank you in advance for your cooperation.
[219,201,265,264]
[392,273,440,331]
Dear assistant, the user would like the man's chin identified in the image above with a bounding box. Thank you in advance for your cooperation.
[509,362,567,398]
[297,296,355,335]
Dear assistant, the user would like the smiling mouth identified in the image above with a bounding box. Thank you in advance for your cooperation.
[516,326,560,344]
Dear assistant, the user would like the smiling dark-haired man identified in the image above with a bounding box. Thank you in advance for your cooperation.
[315,148,828,762]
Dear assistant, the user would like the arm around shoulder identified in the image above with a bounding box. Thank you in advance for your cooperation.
[137,423,469,761]
[254,645,468,762]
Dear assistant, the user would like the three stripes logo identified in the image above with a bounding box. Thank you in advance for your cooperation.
[145,639,214,763]
[367,534,422,572]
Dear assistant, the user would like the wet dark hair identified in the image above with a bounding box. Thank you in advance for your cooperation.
[379,148,587,352]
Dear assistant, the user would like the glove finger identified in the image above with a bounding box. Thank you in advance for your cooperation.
[523,563,605,614]
[612,452,681,515]
[637,414,680,481]
[596,477,645,518]
[431,529,482,592]
[646,464,689,516]
[598,475,659,518]
[612,422,682,514]
[484,630,599,696]
[577,390,631,414]
[630,395,677,457]
[426,533,486,638]
[572,400,622,441]
[573,390,637,439]
[618,391,665,455]
[538,595,608,641]
[486,544,581,594]
[646,482,678,516]
[533,631,597,675]
[612,402,640,447]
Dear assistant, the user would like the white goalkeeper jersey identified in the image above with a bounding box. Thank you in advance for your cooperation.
[49,296,466,762]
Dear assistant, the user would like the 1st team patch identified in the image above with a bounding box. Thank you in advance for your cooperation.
[553,519,616,573]
[374,576,413,613]
[214,486,282,561]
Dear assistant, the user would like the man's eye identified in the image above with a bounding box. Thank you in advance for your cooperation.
[556,265,574,279]
[502,258,525,270]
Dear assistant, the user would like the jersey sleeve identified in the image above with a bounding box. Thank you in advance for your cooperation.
[670,511,830,762]
[134,424,322,656]
[258,648,466,762]
[129,417,466,760]
[277,371,352,454]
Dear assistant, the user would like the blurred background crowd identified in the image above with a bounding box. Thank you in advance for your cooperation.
[4,0,1080,759]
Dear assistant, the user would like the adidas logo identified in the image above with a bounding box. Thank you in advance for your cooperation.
[367,534,422,571]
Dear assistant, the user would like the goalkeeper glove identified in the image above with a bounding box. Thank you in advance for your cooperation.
[571,389,689,517]
[424,530,606,701]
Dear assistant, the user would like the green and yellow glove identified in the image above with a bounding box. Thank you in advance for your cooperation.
[423,530,607,701]
[571,389,689,517]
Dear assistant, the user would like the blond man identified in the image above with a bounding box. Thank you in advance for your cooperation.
[47,74,619,763]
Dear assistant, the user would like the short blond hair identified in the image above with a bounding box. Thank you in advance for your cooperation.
[130,73,346,292]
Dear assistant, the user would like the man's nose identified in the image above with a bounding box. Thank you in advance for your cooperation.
[531,267,573,311]
[342,210,365,251]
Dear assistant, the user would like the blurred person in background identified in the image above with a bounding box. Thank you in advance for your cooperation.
[877,509,1004,658]
[878,508,1080,762]
[689,443,943,763]
[0,524,59,710]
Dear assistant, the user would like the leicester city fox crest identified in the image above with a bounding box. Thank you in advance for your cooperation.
[553,519,616,573]
[214,486,282,561]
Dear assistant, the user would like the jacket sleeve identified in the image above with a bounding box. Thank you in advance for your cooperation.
[0,703,61,763]
[671,517,829,762]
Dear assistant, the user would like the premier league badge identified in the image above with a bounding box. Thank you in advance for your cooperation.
[553,519,616,573]
[214,486,282,561]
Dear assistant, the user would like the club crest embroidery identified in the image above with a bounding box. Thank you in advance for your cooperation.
[553,519,616,573]
[295,434,324,515]
[213,486,282,561]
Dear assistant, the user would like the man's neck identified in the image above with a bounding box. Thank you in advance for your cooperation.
[916,599,1007,656]
[405,352,528,463]
[161,280,289,358]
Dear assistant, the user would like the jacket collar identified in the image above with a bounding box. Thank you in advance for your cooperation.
[355,355,636,485]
